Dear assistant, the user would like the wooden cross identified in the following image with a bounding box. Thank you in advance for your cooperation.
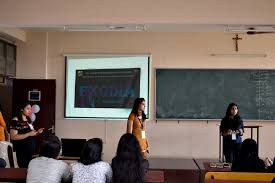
[232,34,242,52]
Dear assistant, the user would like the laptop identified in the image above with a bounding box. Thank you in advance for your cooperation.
[61,138,86,157]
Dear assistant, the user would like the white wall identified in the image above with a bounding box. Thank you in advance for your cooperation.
[17,31,275,162]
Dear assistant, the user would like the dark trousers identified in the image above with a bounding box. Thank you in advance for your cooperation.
[223,141,241,163]
[14,138,36,168]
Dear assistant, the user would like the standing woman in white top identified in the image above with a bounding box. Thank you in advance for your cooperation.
[72,138,112,183]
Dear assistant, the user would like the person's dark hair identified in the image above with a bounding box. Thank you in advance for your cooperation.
[0,104,3,112]
[112,133,145,183]
[240,138,258,158]
[39,135,61,159]
[15,101,32,122]
[131,98,146,121]
[80,138,103,165]
[225,102,240,119]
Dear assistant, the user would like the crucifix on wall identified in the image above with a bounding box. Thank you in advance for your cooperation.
[232,34,242,52]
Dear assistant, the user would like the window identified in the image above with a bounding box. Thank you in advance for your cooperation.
[0,39,16,83]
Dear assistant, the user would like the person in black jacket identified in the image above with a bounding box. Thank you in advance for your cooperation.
[220,103,244,163]
[232,138,265,172]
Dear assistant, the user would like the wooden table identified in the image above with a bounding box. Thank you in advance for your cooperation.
[145,170,164,183]
[194,159,232,183]
[203,162,231,172]
[0,168,164,183]
[149,157,200,183]
[0,168,27,182]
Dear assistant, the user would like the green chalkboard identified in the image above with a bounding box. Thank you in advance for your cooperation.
[156,69,275,120]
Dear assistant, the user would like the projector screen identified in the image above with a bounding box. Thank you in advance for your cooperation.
[65,55,150,119]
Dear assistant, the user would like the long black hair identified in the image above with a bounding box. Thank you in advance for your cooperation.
[15,101,32,122]
[112,133,145,183]
[131,98,146,121]
[80,138,103,165]
[225,102,240,119]
[240,138,258,158]
[0,104,3,112]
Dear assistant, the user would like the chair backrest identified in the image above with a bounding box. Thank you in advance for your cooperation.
[205,172,275,183]
[0,141,16,168]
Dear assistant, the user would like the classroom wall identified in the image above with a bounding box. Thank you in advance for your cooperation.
[1,0,275,25]
[16,31,275,162]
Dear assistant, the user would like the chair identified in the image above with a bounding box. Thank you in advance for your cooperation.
[0,141,17,168]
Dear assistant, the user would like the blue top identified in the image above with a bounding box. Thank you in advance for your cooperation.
[220,116,244,144]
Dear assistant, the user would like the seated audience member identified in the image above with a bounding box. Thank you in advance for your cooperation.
[231,138,265,172]
[0,158,6,168]
[71,138,112,183]
[27,135,71,183]
[112,133,146,183]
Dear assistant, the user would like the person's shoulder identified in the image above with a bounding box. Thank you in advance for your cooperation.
[221,117,227,121]
[111,157,118,168]
[97,161,112,173]
[128,113,135,121]
[12,116,18,121]
[221,117,227,124]
[59,161,70,171]
[71,162,82,170]
[235,116,243,122]
[111,156,117,164]
[56,159,68,166]
[28,157,43,168]
[98,161,111,167]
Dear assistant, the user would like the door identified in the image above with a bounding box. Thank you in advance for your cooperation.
[12,79,56,136]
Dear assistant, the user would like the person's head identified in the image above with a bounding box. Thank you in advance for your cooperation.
[17,102,32,117]
[112,133,144,183]
[240,138,258,158]
[80,138,103,165]
[131,98,146,121]
[15,102,32,122]
[225,103,239,118]
[39,135,61,159]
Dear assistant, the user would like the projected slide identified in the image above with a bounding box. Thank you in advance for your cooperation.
[75,68,140,108]
[65,55,149,119]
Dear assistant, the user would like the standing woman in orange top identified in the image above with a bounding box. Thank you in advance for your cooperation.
[0,104,7,141]
[127,98,149,158]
